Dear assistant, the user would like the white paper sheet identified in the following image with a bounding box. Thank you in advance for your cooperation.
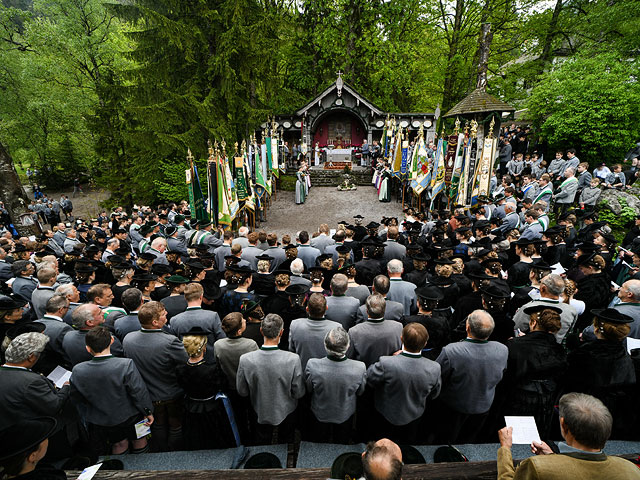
[505,416,541,444]
[627,337,640,355]
[47,366,71,388]
[134,419,151,439]
[77,463,102,480]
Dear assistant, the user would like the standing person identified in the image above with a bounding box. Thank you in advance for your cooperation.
[72,178,84,198]
[433,310,508,444]
[304,327,367,443]
[295,166,306,205]
[236,314,305,445]
[498,138,512,176]
[367,323,441,443]
[554,168,579,215]
[70,326,154,455]
[123,301,188,451]
[378,163,392,203]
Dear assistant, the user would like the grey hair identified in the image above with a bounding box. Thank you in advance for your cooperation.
[261,313,284,339]
[71,304,95,329]
[366,294,386,319]
[151,237,166,249]
[106,238,119,248]
[559,393,612,450]
[386,259,403,274]
[45,294,69,314]
[238,226,249,237]
[330,274,348,295]
[324,327,350,356]
[466,310,495,340]
[290,258,304,275]
[565,167,575,176]
[624,280,640,301]
[541,274,565,296]
[55,284,77,297]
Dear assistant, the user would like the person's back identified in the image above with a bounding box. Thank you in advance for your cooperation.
[214,312,258,389]
[349,295,402,366]
[236,314,305,427]
[123,302,188,402]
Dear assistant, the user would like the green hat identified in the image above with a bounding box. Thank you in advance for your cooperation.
[165,275,189,284]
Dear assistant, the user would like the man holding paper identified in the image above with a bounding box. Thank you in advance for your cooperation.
[70,326,154,456]
[497,393,640,479]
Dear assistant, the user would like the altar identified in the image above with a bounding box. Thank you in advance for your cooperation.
[325,147,352,163]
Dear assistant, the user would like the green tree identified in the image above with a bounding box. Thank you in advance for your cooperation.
[526,54,640,165]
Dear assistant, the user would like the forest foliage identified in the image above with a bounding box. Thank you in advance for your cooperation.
[0,0,639,204]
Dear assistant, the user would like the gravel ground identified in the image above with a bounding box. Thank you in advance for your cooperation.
[260,184,405,238]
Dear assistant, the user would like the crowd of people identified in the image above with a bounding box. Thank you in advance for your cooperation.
[1,147,640,478]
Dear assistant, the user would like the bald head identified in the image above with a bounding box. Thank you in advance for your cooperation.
[620,280,640,302]
[466,309,495,340]
[362,438,403,480]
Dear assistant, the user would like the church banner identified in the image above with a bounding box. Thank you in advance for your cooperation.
[430,137,447,199]
[234,156,248,201]
[400,140,409,176]
[271,137,279,178]
[464,138,478,206]
[224,157,239,221]
[476,137,496,196]
[444,134,458,188]
[449,133,465,199]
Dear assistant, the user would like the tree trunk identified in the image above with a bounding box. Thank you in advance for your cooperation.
[537,0,563,76]
[441,0,465,111]
[0,142,41,236]
[475,22,493,89]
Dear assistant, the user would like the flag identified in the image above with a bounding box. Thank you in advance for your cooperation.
[380,123,387,156]
[234,156,248,201]
[206,160,218,225]
[266,136,273,172]
[223,156,239,220]
[410,137,431,194]
[477,137,497,196]
[186,150,208,223]
[243,152,255,211]
[465,137,479,206]
[216,157,232,226]
[392,132,403,176]
[271,137,279,178]
[260,142,271,195]
[449,133,466,200]
[430,137,447,199]
[444,133,459,189]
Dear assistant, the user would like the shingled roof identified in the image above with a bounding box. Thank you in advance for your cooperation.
[444,88,515,117]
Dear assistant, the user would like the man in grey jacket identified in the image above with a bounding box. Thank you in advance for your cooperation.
[385,260,417,316]
[349,294,402,367]
[237,314,305,444]
[31,266,57,319]
[367,323,441,442]
[304,327,366,442]
[356,275,404,323]
[434,310,508,444]
[382,226,407,262]
[289,293,341,369]
[70,326,154,455]
[169,283,225,363]
[310,224,335,254]
[325,274,360,330]
[123,301,188,451]
[0,332,72,426]
[554,168,579,215]
[38,294,73,366]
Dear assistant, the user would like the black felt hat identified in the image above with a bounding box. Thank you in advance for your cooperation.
[0,417,57,462]
[433,257,454,265]
[415,285,444,301]
[255,254,273,262]
[365,221,380,229]
[6,321,45,340]
[576,253,599,267]
[480,284,511,298]
[184,258,206,270]
[530,258,553,271]
[523,304,563,315]
[244,452,282,469]
[184,325,211,336]
[165,226,178,236]
[0,294,27,310]
[330,452,364,480]
[400,445,426,465]
[151,263,173,275]
[285,284,310,296]
[273,269,291,276]
[592,308,634,324]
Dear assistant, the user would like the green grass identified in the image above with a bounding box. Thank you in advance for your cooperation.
[277,175,297,192]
